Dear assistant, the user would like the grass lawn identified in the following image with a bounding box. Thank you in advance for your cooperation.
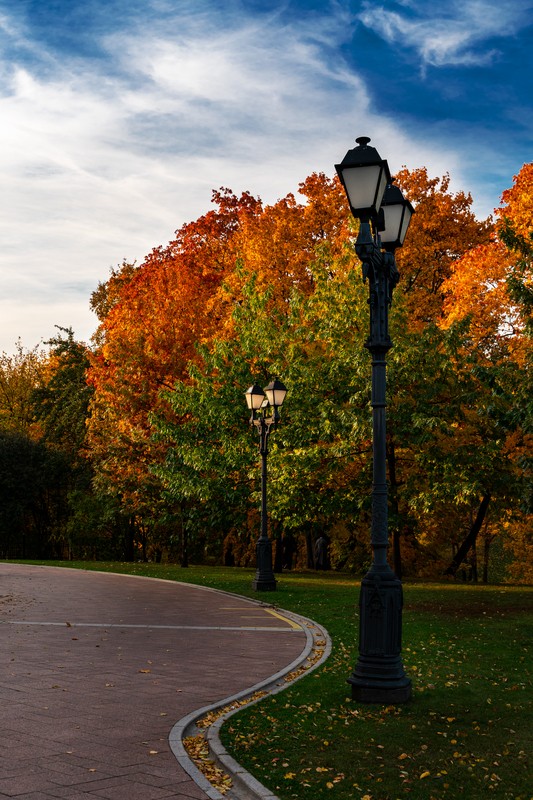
[14,561,533,800]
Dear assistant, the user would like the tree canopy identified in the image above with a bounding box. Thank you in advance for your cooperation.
[1,162,531,581]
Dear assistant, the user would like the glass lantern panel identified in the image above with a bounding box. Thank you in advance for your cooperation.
[381,205,403,245]
[245,385,266,410]
[264,381,287,408]
[342,165,386,215]
[400,206,413,244]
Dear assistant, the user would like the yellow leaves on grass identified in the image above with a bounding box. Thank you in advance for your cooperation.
[284,765,344,790]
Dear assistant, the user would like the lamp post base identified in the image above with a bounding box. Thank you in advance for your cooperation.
[348,569,411,703]
[349,677,412,704]
[252,538,277,591]
[252,578,278,591]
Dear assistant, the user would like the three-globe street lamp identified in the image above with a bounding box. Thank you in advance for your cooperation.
[335,136,414,703]
[245,379,288,591]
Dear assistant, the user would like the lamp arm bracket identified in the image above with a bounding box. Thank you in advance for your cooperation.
[383,252,400,305]
[253,414,278,455]
[356,222,383,283]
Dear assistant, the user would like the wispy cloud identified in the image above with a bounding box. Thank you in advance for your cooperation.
[359,0,533,69]
[0,0,517,351]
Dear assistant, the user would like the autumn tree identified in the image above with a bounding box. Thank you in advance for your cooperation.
[85,190,263,558]
[394,168,492,326]
[368,168,494,577]
[83,161,530,581]
[153,260,374,570]
[86,177,350,558]
[0,342,47,436]
[434,162,533,580]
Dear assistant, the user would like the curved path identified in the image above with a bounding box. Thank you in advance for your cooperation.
[0,564,309,799]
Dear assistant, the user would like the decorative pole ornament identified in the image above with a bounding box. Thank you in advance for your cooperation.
[245,379,288,591]
[336,137,414,703]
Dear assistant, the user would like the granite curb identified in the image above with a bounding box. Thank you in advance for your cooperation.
[168,596,332,800]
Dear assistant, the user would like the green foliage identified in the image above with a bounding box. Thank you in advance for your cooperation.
[31,326,93,461]
[152,258,376,565]
[3,166,531,577]
[0,430,70,557]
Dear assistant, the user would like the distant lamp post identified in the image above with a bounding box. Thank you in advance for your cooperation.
[245,379,288,591]
[335,136,414,703]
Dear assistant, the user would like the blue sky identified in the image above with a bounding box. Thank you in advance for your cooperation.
[0,0,532,353]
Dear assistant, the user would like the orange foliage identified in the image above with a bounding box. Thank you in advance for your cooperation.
[86,175,349,506]
[85,167,509,542]
[496,162,533,240]
[394,167,492,327]
[440,162,532,359]
[440,241,521,347]
[211,173,350,334]
[87,188,261,506]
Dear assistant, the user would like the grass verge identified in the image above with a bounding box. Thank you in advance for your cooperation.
[12,561,533,800]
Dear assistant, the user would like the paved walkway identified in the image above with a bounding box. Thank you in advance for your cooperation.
[0,564,307,799]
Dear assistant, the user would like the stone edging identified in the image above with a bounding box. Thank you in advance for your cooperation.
[168,596,332,800]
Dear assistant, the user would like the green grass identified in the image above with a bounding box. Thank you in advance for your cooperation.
[12,561,533,800]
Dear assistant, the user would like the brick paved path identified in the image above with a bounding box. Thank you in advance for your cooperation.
[0,564,306,799]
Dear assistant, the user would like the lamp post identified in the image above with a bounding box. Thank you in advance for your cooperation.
[245,379,288,591]
[335,136,414,703]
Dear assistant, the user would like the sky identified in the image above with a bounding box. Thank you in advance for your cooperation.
[0,0,532,354]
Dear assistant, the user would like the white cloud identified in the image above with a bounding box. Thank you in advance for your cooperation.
[359,0,532,68]
[0,1,489,353]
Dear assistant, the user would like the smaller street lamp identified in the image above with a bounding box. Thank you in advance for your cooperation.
[245,379,288,591]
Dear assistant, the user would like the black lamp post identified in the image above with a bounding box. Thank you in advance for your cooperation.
[245,379,288,591]
[336,136,414,703]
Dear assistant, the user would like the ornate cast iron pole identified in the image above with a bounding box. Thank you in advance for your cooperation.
[336,137,414,703]
[245,380,288,591]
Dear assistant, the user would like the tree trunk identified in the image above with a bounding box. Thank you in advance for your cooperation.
[181,525,189,568]
[482,532,495,583]
[123,517,135,562]
[305,530,315,569]
[471,544,478,583]
[444,493,491,576]
[483,536,489,583]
